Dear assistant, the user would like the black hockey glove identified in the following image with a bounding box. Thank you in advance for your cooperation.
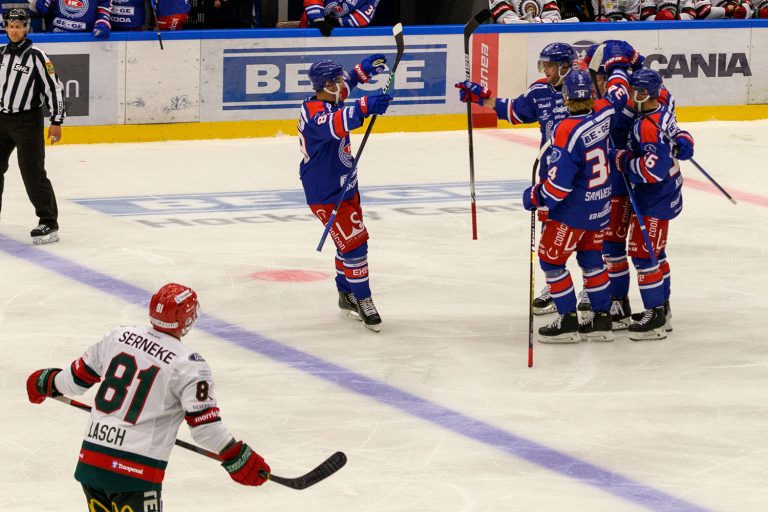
[314,19,333,37]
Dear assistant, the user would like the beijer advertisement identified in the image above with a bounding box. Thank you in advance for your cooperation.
[200,34,465,122]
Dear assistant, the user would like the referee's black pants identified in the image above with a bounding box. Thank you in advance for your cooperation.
[0,108,58,229]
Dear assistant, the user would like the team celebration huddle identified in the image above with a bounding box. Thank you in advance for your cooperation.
[456,39,693,344]
[297,37,696,342]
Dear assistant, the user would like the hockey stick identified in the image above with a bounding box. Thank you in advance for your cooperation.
[53,395,347,490]
[463,9,491,240]
[316,23,405,252]
[641,114,736,204]
[587,46,658,266]
[148,0,165,50]
[527,139,551,367]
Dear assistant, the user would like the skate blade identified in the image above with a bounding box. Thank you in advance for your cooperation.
[32,233,60,245]
[538,333,580,344]
[581,332,614,342]
[532,304,556,315]
[362,322,381,333]
[340,310,362,322]
[611,318,632,331]
[628,329,667,341]
[664,319,673,332]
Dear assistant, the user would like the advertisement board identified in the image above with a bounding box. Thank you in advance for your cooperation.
[200,33,465,122]
[36,40,121,126]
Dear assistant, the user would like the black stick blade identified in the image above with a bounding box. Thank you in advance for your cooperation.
[464,9,491,39]
[264,451,347,490]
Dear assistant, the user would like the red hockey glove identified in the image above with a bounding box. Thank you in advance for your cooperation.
[220,441,270,486]
[26,368,62,404]
[733,2,752,17]
[654,8,677,19]
[674,131,694,160]
[455,81,491,105]
[610,149,631,174]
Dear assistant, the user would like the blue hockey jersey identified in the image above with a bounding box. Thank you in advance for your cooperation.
[41,0,111,32]
[609,87,675,197]
[298,76,369,205]
[302,0,380,27]
[623,104,683,221]
[538,70,630,231]
[494,78,569,147]
[109,0,145,29]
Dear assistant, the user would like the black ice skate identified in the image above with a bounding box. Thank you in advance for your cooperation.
[31,224,59,245]
[632,300,672,333]
[338,292,360,321]
[663,299,673,332]
[532,286,556,315]
[628,306,667,341]
[610,296,632,330]
[538,312,580,343]
[578,311,614,342]
[577,289,592,312]
[356,297,382,332]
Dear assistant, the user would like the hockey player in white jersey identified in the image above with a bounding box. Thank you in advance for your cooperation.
[639,0,696,18]
[592,0,641,20]
[26,283,270,511]
[693,0,754,18]
[490,0,563,22]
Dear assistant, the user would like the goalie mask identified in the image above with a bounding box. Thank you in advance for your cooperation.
[149,283,200,339]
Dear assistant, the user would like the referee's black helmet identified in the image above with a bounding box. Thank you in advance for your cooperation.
[6,9,30,26]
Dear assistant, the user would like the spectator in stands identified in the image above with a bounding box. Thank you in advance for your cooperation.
[300,0,380,37]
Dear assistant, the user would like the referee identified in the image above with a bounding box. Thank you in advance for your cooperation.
[0,9,65,244]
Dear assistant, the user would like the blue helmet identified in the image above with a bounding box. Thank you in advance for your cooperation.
[562,70,593,101]
[629,68,662,99]
[308,60,344,91]
[539,42,576,66]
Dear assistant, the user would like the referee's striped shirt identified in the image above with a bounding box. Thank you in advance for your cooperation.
[0,38,65,124]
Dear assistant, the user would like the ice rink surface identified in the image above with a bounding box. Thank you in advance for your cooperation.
[2,120,767,512]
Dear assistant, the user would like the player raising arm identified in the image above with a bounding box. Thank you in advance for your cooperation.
[520,41,635,343]
[298,56,391,332]
[26,284,270,511]
[456,42,576,315]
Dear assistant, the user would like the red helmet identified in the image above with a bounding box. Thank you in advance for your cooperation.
[149,283,199,338]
